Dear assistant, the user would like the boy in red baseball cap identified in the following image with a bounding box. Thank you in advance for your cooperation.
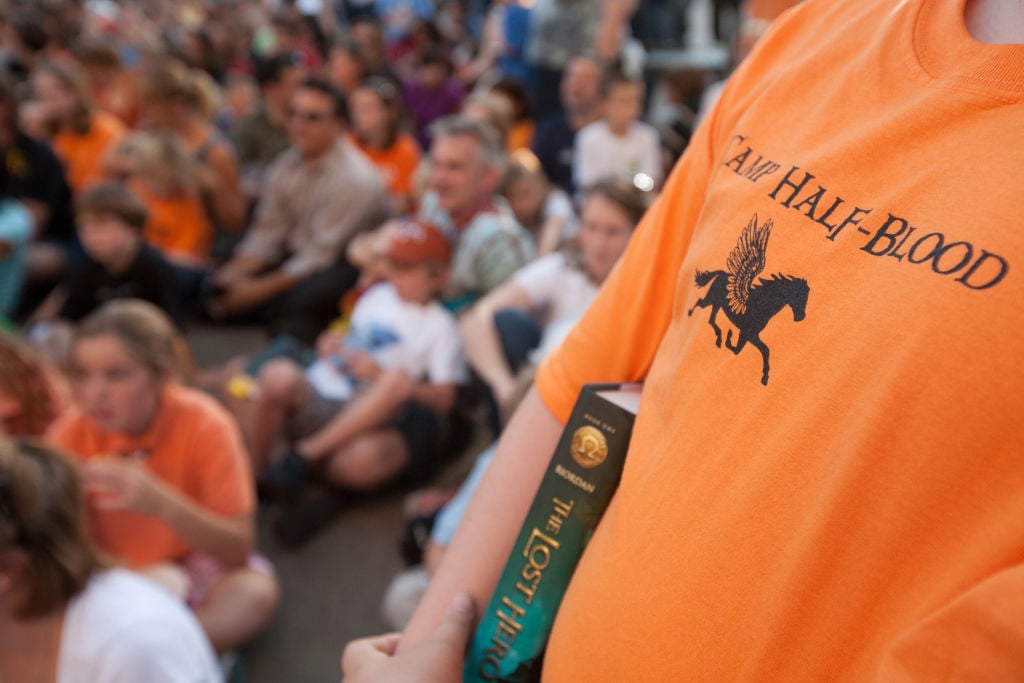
[249,219,468,546]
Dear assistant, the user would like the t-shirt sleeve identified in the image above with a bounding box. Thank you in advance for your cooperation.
[535,114,719,423]
[876,563,1024,680]
[512,253,564,308]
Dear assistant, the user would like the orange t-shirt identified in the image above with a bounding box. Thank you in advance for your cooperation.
[535,0,1024,679]
[351,133,422,202]
[51,111,125,193]
[507,120,534,154]
[47,384,254,569]
[131,180,213,266]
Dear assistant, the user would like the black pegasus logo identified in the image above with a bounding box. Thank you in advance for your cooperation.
[687,214,809,385]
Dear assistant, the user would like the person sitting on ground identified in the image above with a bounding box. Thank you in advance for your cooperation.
[573,66,662,194]
[348,116,534,314]
[419,115,533,311]
[31,59,126,194]
[135,58,247,242]
[348,76,423,215]
[253,220,466,545]
[501,150,577,257]
[208,77,390,344]
[461,176,647,431]
[0,438,223,683]
[47,300,280,653]
[103,131,214,268]
[231,52,304,198]
[378,178,648,628]
[31,182,186,332]
[0,72,76,299]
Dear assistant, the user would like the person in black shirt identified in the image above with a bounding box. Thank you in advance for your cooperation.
[41,182,186,331]
[0,71,76,294]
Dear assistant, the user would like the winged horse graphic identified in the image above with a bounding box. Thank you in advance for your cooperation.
[687,215,809,385]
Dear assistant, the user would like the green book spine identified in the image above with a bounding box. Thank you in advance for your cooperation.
[464,383,642,683]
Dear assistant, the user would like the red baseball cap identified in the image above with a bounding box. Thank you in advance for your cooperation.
[387,219,452,267]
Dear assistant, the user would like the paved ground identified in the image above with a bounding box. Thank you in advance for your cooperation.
[188,323,483,683]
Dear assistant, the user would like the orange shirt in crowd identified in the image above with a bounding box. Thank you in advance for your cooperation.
[506,120,534,154]
[536,0,1023,679]
[48,384,254,569]
[350,133,421,206]
[51,111,126,193]
[130,180,213,266]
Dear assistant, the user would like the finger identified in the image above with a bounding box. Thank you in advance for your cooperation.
[341,632,402,674]
[429,592,476,651]
[370,633,402,656]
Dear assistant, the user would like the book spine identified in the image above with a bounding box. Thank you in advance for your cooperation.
[464,385,637,682]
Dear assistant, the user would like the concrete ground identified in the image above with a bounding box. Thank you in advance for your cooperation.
[188,323,483,683]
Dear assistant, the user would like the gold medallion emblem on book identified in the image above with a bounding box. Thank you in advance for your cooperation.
[570,426,608,468]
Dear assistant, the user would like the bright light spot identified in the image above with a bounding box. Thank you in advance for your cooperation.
[633,173,655,192]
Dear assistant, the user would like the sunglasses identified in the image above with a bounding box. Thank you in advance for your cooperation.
[288,108,332,123]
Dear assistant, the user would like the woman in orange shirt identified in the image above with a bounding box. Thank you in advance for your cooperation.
[104,131,213,267]
[349,76,422,215]
[47,300,279,652]
[32,60,125,194]
[135,59,246,248]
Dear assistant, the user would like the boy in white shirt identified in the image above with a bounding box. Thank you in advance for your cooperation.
[252,220,467,544]
[573,68,662,193]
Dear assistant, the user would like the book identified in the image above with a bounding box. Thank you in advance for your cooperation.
[464,383,643,682]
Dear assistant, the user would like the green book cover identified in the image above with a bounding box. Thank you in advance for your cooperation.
[464,383,642,682]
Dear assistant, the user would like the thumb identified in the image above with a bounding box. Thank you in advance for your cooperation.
[430,592,476,651]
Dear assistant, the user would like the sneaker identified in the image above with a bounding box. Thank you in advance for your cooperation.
[272,487,351,549]
[257,450,312,503]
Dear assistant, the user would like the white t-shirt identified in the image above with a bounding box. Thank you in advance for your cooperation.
[573,120,663,191]
[58,569,221,683]
[513,252,599,362]
[307,282,468,399]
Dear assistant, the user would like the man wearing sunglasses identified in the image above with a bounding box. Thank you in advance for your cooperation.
[209,77,390,344]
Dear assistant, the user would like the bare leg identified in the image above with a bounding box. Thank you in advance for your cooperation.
[194,568,280,653]
[249,358,312,473]
[321,429,410,491]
